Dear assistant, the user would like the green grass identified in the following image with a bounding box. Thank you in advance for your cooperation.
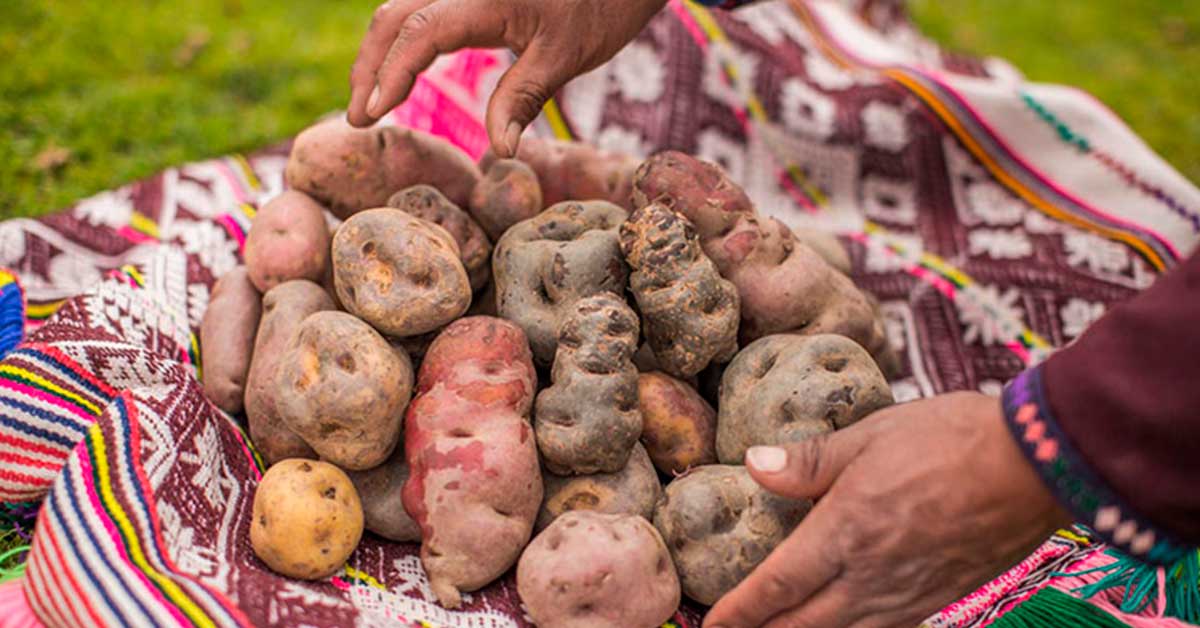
[0,1,1196,219]
[910,0,1200,185]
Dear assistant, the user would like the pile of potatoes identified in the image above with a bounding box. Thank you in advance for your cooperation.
[201,117,897,627]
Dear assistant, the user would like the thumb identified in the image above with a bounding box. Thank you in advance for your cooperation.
[744,428,871,500]
[485,43,574,158]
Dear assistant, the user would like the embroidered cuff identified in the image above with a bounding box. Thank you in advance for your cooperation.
[1002,366,1191,565]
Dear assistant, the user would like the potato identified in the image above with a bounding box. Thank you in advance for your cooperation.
[403,317,542,608]
[200,267,261,414]
[275,311,413,471]
[387,185,492,292]
[633,152,893,369]
[250,459,364,580]
[536,443,660,532]
[485,137,640,210]
[638,372,717,475]
[346,445,420,543]
[794,227,851,275]
[244,190,332,293]
[620,203,739,378]
[535,293,641,475]
[517,511,680,628]
[468,158,543,241]
[493,200,629,364]
[245,280,334,465]
[653,465,810,605]
[332,208,471,338]
[716,334,894,464]
[285,118,481,219]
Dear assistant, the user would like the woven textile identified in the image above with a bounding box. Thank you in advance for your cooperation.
[2,1,1197,626]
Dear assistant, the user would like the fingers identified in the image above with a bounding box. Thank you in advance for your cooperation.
[744,425,872,500]
[348,0,435,127]
[761,583,863,628]
[704,507,842,628]
[369,0,509,124]
[484,43,575,157]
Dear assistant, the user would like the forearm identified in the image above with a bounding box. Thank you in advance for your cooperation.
[1002,250,1200,563]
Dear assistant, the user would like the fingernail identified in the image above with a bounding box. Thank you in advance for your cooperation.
[503,121,522,157]
[366,84,382,117]
[746,446,787,473]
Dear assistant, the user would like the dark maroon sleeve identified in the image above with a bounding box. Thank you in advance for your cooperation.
[1001,250,1200,565]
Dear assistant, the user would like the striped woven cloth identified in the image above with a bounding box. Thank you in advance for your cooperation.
[0,1,1196,626]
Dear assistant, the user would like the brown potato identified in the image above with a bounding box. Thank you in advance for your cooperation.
[244,190,331,293]
[653,465,810,605]
[638,372,718,475]
[517,511,680,628]
[251,458,363,580]
[285,118,480,218]
[620,203,739,378]
[346,445,420,543]
[716,334,894,464]
[387,185,492,292]
[468,158,544,241]
[200,267,261,414]
[275,311,414,471]
[536,443,661,532]
[332,208,471,337]
[534,294,642,475]
[493,200,629,364]
[245,280,334,465]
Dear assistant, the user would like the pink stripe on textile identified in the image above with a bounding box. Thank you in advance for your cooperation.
[0,378,98,424]
[115,227,156,245]
[668,0,713,52]
[214,161,251,204]
[921,69,1182,262]
[390,74,490,160]
[216,214,248,252]
[75,445,190,626]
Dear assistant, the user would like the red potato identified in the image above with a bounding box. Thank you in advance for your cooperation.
[244,280,334,465]
[633,152,894,371]
[200,267,261,414]
[468,158,544,241]
[243,190,331,293]
[517,511,680,628]
[638,372,718,475]
[481,137,640,210]
[285,118,481,219]
[402,317,542,609]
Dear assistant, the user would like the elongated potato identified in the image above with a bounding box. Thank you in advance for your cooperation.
[244,190,331,293]
[201,267,261,414]
[275,311,413,471]
[654,465,810,605]
[517,511,680,628]
[245,280,334,465]
[251,459,363,580]
[493,200,629,364]
[638,372,718,475]
[403,317,542,608]
[534,294,642,475]
[536,443,660,532]
[332,208,471,337]
[387,185,492,292]
[620,203,739,378]
[716,334,893,464]
[285,118,481,218]
[469,158,543,241]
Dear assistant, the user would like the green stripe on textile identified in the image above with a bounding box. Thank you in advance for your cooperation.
[992,588,1130,628]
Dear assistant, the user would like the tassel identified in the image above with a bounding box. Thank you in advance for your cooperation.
[0,545,28,585]
[991,587,1132,628]
[0,276,24,360]
[1074,549,1200,623]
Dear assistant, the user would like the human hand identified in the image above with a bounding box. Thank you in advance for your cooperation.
[347,0,669,156]
[704,392,1071,628]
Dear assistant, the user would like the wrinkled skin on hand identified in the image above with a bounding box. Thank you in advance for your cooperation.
[704,392,1072,628]
[348,0,670,157]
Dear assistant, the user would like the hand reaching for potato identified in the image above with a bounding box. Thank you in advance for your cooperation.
[347,0,669,156]
[703,392,1072,628]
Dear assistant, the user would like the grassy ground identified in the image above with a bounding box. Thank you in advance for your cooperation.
[0,1,1197,218]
